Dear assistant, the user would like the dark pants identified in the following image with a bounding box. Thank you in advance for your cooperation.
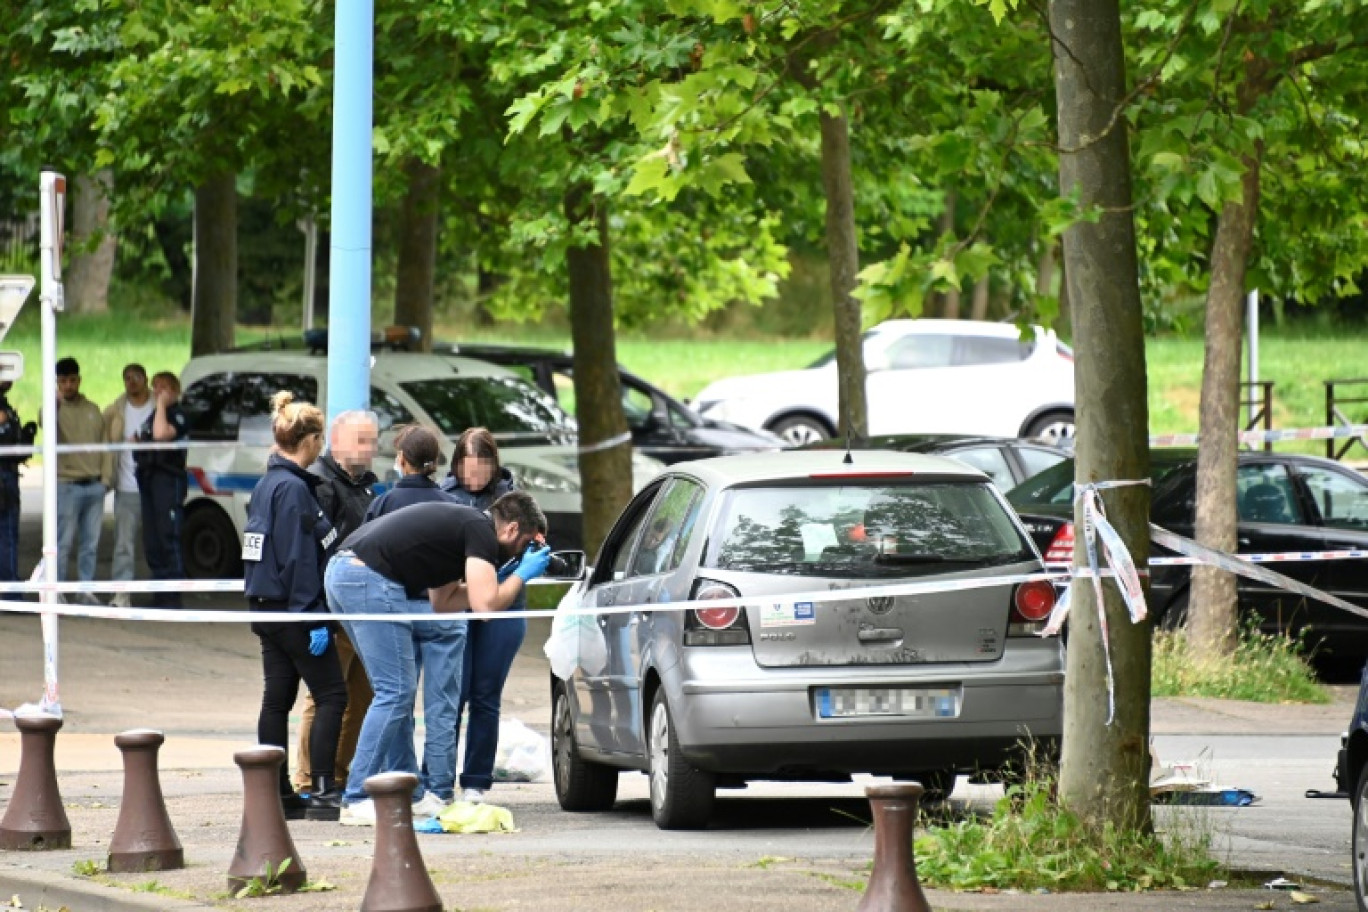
[456,614,527,791]
[139,470,186,608]
[253,619,347,793]
[0,471,19,582]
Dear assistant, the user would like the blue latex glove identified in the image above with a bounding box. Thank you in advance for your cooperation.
[514,544,553,583]
[496,557,519,583]
[308,626,330,656]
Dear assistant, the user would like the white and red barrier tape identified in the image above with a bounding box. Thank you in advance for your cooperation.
[1149,422,1368,448]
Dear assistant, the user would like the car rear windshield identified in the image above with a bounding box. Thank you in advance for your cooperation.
[704,482,1034,579]
[400,377,574,445]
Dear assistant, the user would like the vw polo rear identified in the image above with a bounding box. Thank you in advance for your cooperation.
[656,456,1063,780]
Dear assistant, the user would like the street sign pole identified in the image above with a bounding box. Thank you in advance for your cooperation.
[38,169,65,716]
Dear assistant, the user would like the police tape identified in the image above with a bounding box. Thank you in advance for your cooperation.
[0,439,232,457]
[1047,546,1368,571]
[1150,422,1368,447]
[0,568,1064,625]
[575,430,633,456]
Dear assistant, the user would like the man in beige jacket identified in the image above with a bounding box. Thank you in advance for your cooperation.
[102,364,155,608]
[55,357,105,604]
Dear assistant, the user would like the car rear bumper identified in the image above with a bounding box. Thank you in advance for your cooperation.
[667,648,1063,776]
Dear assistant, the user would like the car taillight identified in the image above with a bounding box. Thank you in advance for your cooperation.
[686,580,751,646]
[1044,523,1074,564]
[1010,580,1058,636]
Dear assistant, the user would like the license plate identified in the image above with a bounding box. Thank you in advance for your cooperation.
[815,686,960,719]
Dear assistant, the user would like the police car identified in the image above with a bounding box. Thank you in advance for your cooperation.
[177,344,664,578]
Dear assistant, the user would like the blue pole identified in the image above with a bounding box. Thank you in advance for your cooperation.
[325,0,374,425]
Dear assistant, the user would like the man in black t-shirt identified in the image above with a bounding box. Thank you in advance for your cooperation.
[324,492,553,819]
[135,372,190,608]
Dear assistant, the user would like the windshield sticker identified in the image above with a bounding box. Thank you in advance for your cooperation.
[761,601,816,627]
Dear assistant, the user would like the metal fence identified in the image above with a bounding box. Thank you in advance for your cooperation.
[0,215,39,272]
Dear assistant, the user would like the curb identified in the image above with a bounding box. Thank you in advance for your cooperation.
[0,865,212,911]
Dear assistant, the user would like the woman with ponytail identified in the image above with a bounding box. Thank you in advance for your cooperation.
[243,391,347,821]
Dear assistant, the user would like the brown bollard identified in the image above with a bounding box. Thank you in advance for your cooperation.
[107,729,183,872]
[0,713,71,851]
[227,746,306,894]
[360,772,442,912]
[856,783,932,912]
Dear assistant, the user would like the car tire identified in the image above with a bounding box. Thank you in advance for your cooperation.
[1023,410,1076,444]
[1354,761,1368,911]
[181,505,242,580]
[551,683,619,812]
[767,415,831,447]
[1158,590,1190,632]
[648,689,715,830]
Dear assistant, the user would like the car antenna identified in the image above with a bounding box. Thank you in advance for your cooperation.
[842,401,854,464]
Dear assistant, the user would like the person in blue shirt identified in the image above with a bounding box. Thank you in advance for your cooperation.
[133,372,190,609]
[441,427,525,805]
[243,391,347,821]
[365,425,453,520]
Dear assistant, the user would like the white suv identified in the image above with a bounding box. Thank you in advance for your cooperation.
[692,319,1076,447]
[177,348,664,578]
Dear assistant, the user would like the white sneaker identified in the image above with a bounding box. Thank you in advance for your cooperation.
[410,792,449,819]
[460,788,485,805]
[76,592,103,607]
[339,800,376,827]
[109,593,131,609]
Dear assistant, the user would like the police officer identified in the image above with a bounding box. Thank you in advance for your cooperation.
[324,492,552,826]
[243,391,347,821]
[0,381,36,582]
[133,372,190,609]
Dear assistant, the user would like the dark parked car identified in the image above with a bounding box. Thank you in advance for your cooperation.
[1006,450,1368,657]
[439,343,786,464]
[804,434,1070,491]
[1336,665,1368,906]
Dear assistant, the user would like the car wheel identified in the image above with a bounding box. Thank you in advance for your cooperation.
[768,415,830,447]
[551,683,619,812]
[1158,590,1190,632]
[1354,761,1368,911]
[1024,410,1076,444]
[181,505,242,579]
[648,689,715,830]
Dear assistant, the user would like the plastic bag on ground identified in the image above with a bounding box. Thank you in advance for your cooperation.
[493,717,550,782]
[437,800,516,834]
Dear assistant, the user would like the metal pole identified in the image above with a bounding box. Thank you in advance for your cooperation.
[38,170,64,717]
[325,0,374,424]
[301,217,317,333]
[1246,288,1259,428]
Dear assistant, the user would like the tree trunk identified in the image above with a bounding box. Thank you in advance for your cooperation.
[819,108,867,441]
[565,186,633,561]
[64,171,117,315]
[969,275,990,321]
[1050,0,1152,833]
[938,190,961,318]
[1189,150,1263,655]
[191,173,237,356]
[393,159,440,351]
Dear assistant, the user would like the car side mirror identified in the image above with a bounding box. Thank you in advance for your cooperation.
[546,549,587,581]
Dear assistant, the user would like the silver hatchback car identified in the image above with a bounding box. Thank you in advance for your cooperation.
[551,450,1064,829]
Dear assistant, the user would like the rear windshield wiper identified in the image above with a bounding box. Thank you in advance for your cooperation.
[873,553,948,565]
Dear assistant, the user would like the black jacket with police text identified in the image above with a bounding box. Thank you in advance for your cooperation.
[243,454,335,614]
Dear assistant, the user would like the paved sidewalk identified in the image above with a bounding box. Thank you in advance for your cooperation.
[0,613,1360,911]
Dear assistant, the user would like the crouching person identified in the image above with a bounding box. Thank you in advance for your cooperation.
[244,392,347,821]
[324,492,552,826]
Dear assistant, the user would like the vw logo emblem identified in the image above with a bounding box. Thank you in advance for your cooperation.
[866,596,894,615]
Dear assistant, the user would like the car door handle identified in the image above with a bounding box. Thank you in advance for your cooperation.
[1238,537,1252,548]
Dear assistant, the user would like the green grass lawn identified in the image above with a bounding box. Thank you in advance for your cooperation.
[2,308,1364,461]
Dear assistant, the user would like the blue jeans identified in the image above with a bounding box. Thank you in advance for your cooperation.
[325,555,422,806]
[0,472,19,582]
[456,614,527,791]
[57,480,104,582]
[414,614,468,801]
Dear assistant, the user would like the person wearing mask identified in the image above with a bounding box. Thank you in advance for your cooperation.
[363,425,464,816]
[325,492,552,826]
[292,410,379,795]
[441,427,526,804]
[101,364,154,609]
[0,381,35,583]
[243,391,347,821]
[133,372,190,609]
[52,357,105,604]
